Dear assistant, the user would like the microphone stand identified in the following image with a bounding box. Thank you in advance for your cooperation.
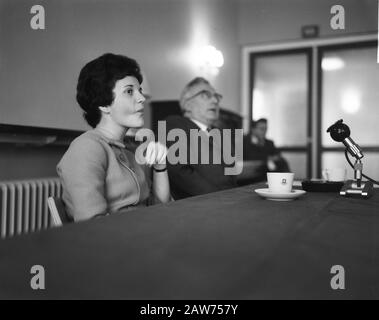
[339,152,374,198]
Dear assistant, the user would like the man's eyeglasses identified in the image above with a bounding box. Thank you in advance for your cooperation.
[185,90,223,104]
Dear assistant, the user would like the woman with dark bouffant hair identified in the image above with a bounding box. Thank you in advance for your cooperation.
[57,53,170,221]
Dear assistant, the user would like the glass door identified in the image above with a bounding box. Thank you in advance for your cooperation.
[249,49,312,179]
[319,41,379,180]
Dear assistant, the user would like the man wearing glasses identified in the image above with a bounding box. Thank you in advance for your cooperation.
[165,77,237,200]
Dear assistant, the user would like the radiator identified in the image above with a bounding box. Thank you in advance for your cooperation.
[0,178,62,239]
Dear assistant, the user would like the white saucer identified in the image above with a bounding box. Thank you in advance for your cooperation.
[255,188,306,201]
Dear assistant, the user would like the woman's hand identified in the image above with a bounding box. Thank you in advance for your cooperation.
[145,141,171,204]
[145,141,167,170]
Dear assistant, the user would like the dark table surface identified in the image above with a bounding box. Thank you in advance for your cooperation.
[0,184,378,299]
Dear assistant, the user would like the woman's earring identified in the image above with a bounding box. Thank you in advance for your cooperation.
[99,106,110,114]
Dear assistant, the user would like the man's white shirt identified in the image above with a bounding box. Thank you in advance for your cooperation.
[190,118,209,133]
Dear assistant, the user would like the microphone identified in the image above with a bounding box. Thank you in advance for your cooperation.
[326,119,363,160]
[326,119,374,198]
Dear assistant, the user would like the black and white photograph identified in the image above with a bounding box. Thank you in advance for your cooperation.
[0,0,378,303]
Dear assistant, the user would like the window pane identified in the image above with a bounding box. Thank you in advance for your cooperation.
[322,46,379,147]
[322,152,379,181]
[252,53,308,147]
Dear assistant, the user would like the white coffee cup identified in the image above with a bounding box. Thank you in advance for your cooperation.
[267,172,294,193]
[322,168,346,182]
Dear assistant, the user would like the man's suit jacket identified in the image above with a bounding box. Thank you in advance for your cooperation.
[242,135,290,179]
[243,136,279,162]
[165,115,237,200]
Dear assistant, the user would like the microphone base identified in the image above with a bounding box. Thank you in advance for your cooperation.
[340,180,374,199]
